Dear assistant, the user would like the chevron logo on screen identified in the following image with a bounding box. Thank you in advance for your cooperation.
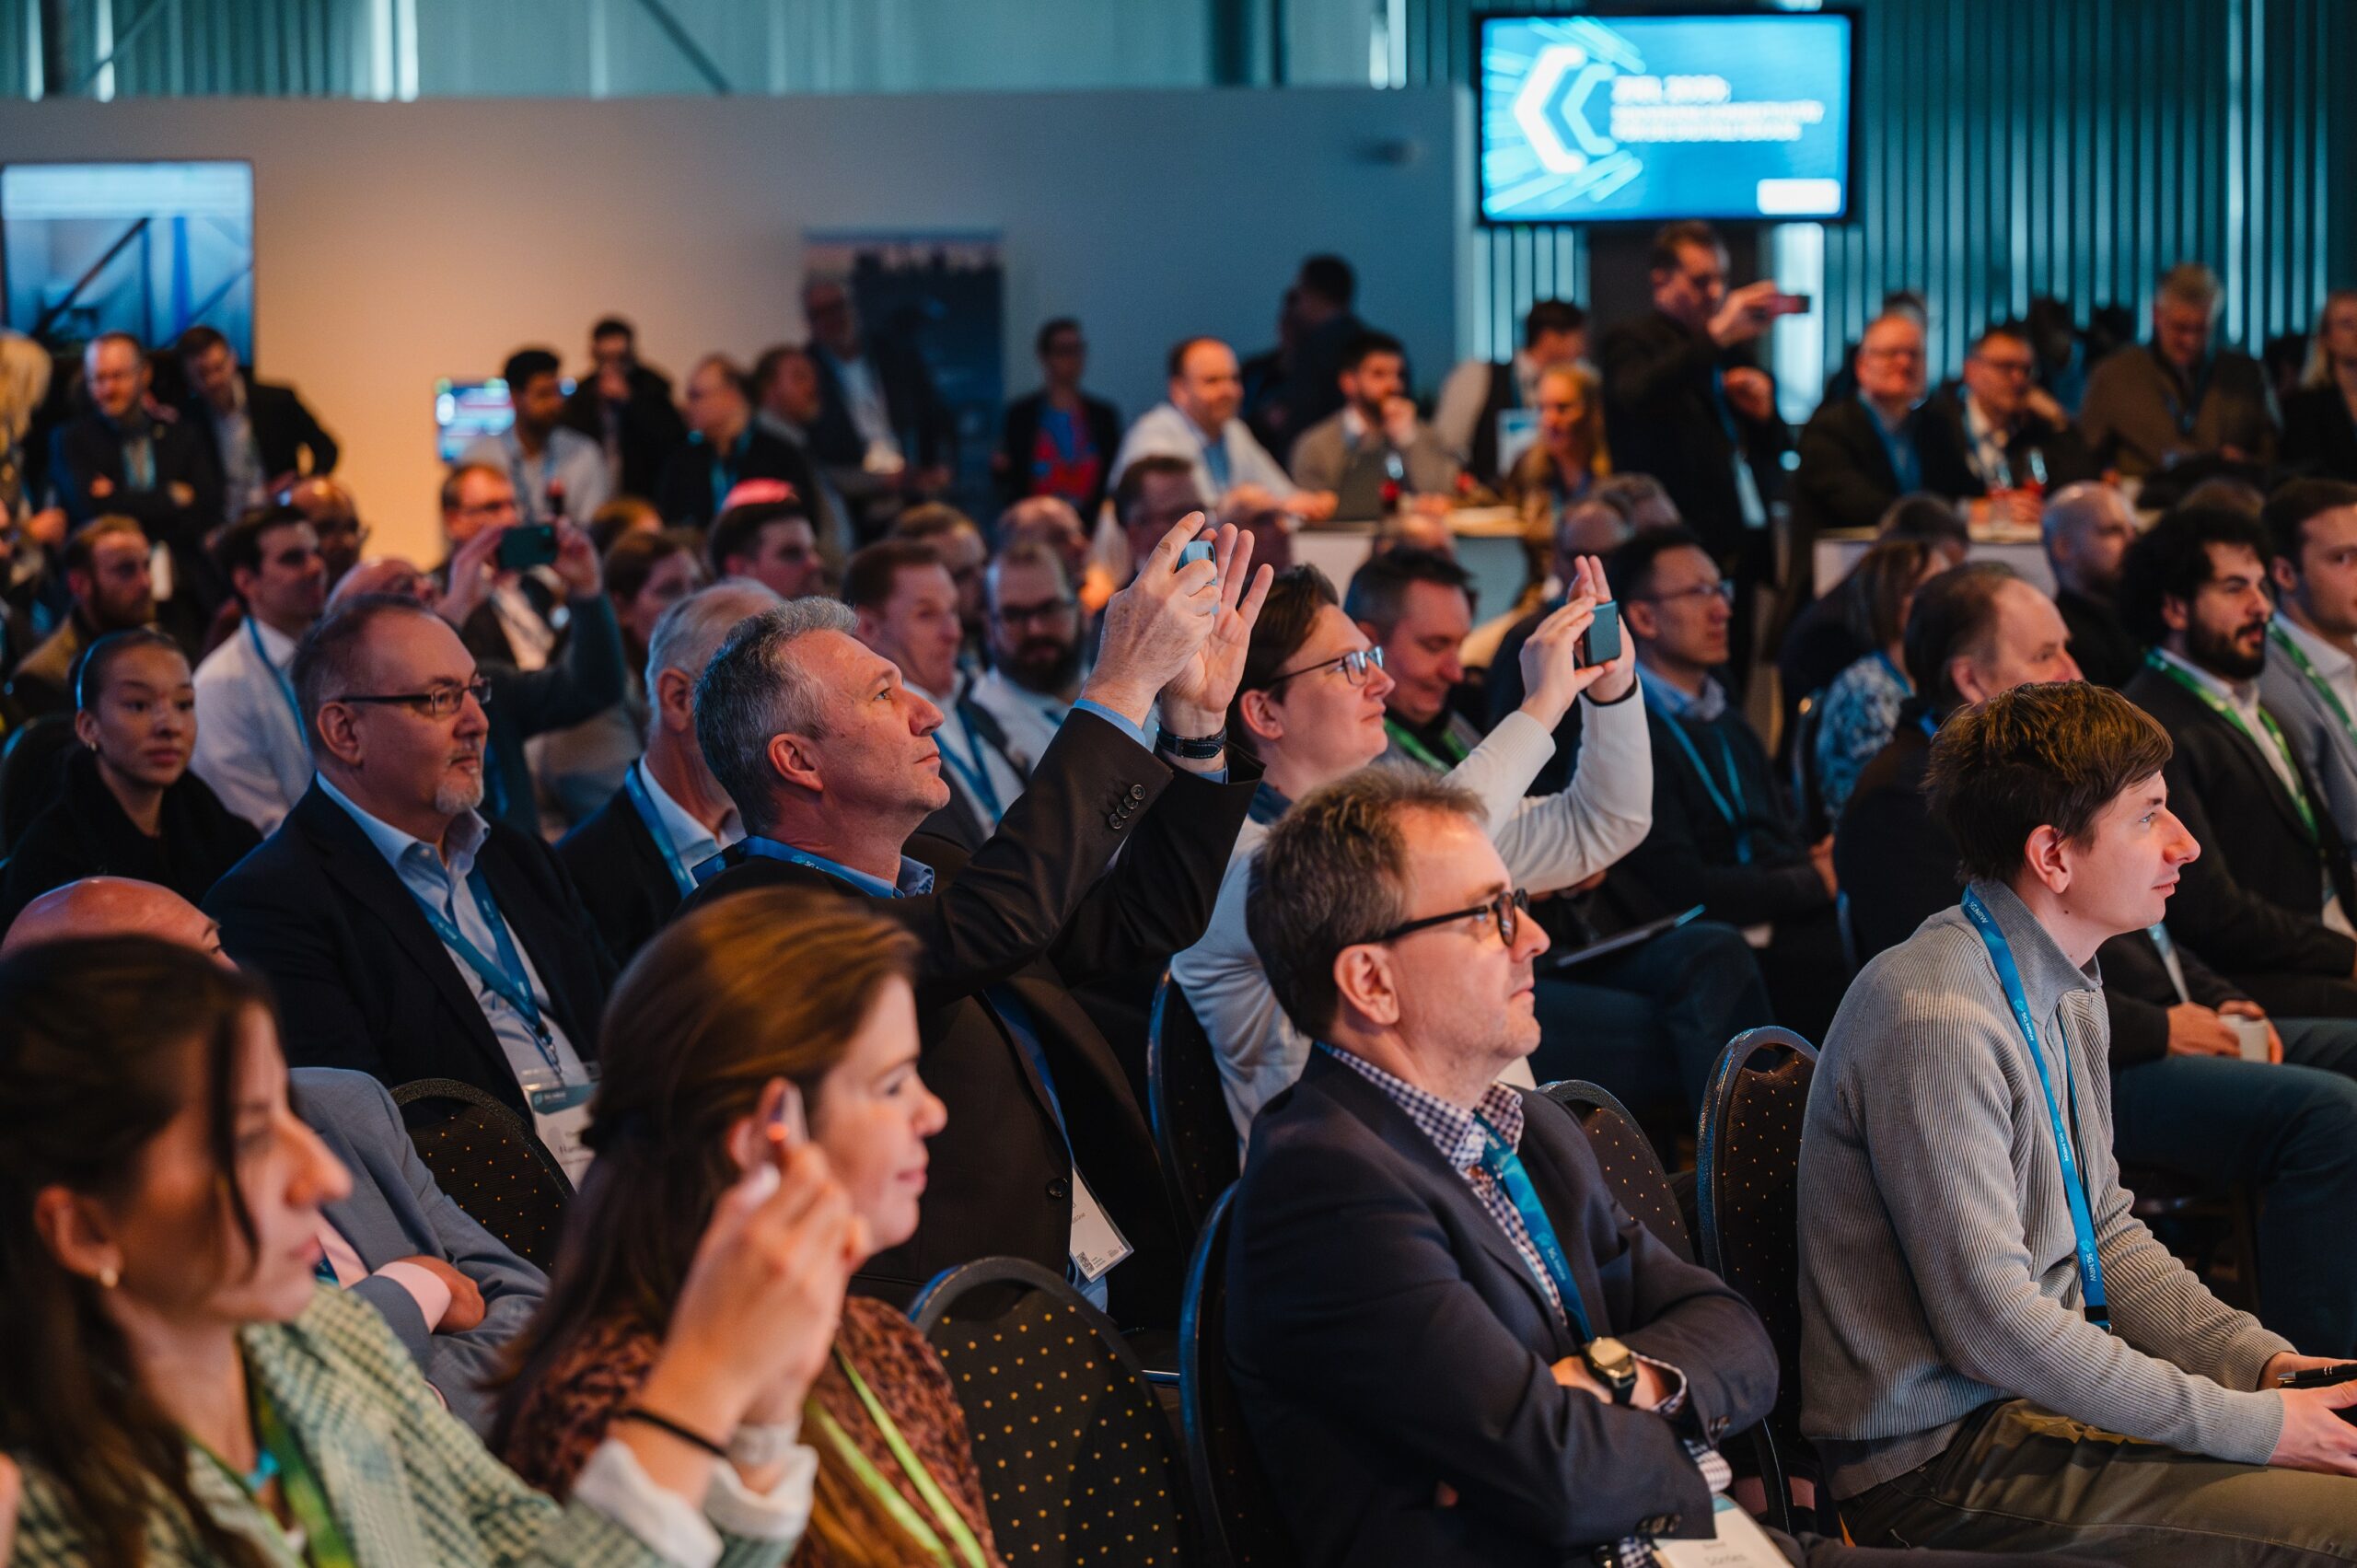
[1480,14,1852,225]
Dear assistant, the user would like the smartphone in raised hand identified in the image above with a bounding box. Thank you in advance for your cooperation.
[1578,600,1622,669]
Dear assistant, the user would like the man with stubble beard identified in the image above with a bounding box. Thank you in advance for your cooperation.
[969,540,1087,771]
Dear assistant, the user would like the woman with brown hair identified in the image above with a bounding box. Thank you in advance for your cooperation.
[498,886,1002,1568]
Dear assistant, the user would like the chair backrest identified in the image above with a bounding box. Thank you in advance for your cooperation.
[1148,972,1239,1248]
[1789,693,1828,842]
[911,1257,1195,1566]
[1540,1078,1694,1263]
[1179,1188,1298,1568]
[0,714,75,854]
[390,1077,573,1270]
[1695,1028,1818,1442]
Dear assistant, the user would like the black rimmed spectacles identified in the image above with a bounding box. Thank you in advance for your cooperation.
[1364,887,1529,947]
[331,678,493,720]
[1267,645,1386,691]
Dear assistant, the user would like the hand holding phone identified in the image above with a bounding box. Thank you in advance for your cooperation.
[1578,600,1622,669]
[496,523,560,572]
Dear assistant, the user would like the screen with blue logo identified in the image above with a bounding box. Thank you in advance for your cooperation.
[1479,13,1853,225]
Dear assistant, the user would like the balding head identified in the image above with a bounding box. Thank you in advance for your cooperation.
[2,877,229,966]
[2042,482,2137,598]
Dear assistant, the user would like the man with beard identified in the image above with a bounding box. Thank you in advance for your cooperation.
[206,595,614,1181]
[2122,505,2357,1016]
[2043,482,2143,687]
[970,540,1084,770]
[5,515,156,719]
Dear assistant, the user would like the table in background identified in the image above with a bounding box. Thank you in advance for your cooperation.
[1291,508,1534,628]
[1812,530,2053,597]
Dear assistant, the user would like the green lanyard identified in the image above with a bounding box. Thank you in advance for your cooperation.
[2145,652,2319,844]
[195,1379,359,1568]
[1384,716,1469,772]
[807,1352,989,1568]
[2268,621,2357,752]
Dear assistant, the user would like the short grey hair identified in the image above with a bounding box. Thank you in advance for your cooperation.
[644,579,785,723]
[693,597,859,831]
[2156,261,2223,318]
[2040,481,2131,549]
[1246,765,1485,1040]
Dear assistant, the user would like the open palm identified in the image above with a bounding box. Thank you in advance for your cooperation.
[1159,523,1275,734]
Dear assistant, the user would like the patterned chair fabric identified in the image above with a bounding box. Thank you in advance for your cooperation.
[1540,1078,1696,1263]
[1148,972,1239,1249]
[391,1076,573,1270]
[1179,1188,1298,1568]
[911,1257,1195,1566]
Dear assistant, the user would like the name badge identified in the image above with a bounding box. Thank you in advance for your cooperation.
[519,1064,598,1189]
[1067,1169,1133,1283]
[1650,1495,1789,1568]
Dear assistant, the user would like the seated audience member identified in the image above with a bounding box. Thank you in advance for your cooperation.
[2120,505,2357,1016]
[5,514,157,720]
[802,277,956,539]
[970,540,1085,768]
[588,494,663,557]
[1434,297,1589,486]
[192,505,329,832]
[561,315,687,503]
[2282,289,2357,481]
[287,474,366,591]
[1503,364,1611,539]
[2260,479,2357,852]
[49,332,224,655]
[176,324,339,519]
[535,528,704,828]
[500,889,1004,1567]
[3,877,552,1435]
[1922,320,2096,514]
[656,354,819,534]
[1348,548,1768,1115]
[437,462,563,673]
[1810,537,1945,823]
[706,481,828,601]
[1775,494,1968,754]
[1111,336,1337,522]
[0,936,831,1562]
[750,343,853,558]
[559,580,776,968]
[0,630,258,927]
[1287,330,1459,513]
[205,595,616,1178]
[1175,560,1651,1141]
[1228,768,2058,1568]
[891,502,989,655]
[679,519,1268,1318]
[2081,262,2279,475]
[2041,482,2144,687]
[462,348,611,531]
[1801,682,2357,1561]
[846,539,1027,848]
[1108,452,1212,584]
[996,316,1121,519]
[1609,528,1848,1037]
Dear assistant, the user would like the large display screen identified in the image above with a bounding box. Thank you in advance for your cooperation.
[1,160,254,358]
[1479,13,1853,225]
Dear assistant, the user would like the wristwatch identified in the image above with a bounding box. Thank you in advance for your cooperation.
[1155,726,1225,761]
[1583,1336,1640,1405]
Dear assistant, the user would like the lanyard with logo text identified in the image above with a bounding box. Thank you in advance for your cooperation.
[622,763,698,900]
[1648,699,1751,864]
[246,615,308,745]
[2268,622,2357,753]
[2145,652,2318,844]
[1385,715,1469,772]
[1473,1115,1595,1342]
[409,870,557,1070]
[1959,887,2109,1330]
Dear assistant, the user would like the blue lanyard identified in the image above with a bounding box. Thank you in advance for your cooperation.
[1864,401,1922,494]
[1473,1116,1595,1342]
[1918,710,1940,738]
[1650,702,1751,864]
[709,429,749,516]
[622,763,697,900]
[245,616,307,745]
[410,870,558,1071]
[1958,888,2110,1330]
[1873,650,1912,696]
[935,705,1005,821]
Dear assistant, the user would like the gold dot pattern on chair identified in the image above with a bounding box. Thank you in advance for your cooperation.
[1718,1061,1812,1409]
[934,1293,1188,1564]
[410,1119,564,1269]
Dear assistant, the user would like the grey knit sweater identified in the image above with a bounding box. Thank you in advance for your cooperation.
[1796,878,2293,1498]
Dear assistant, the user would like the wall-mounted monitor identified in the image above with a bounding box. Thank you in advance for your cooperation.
[1,160,255,359]
[435,378,513,465]
[1478,12,1855,226]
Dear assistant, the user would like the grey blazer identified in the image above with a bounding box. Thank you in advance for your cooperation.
[2258,629,2357,869]
[290,1066,549,1436]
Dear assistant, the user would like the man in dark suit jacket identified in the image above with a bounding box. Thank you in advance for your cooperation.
[207,597,615,1138]
[561,317,687,501]
[2120,505,2357,1017]
[679,519,1270,1325]
[654,354,820,532]
[2040,482,2146,689]
[996,318,1122,519]
[176,326,339,515]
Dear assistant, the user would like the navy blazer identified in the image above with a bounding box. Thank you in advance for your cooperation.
[555,777,681,972]
[1227,1050,1776,1566]
[292,1066,547,1436]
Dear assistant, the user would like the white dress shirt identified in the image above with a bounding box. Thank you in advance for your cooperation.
[1110,401,1297,506]
[911,678,1028,830]
[2271,612,2357,733]
[192,615,314,833]
[633,757,743,877]
[459,424,612,531]
[968,666,1072,774]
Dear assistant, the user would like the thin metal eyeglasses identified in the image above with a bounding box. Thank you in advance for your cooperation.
[1267,645,1386,691]
[1364,887,1530,947]
[331,677,493,720]
[1635,581,1736,607]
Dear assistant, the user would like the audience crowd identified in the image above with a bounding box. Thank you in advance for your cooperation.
[4,225,2357,1565]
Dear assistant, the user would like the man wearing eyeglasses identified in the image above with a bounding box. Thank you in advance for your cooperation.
[206,595,614,1177]
[1922,323,2097,529]
[969,540,1086,770]
[1606,527,1848,1040]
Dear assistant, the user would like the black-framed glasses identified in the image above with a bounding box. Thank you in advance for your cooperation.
[331,677,493,720]
[994,597,1078,628]
[1267,645,1385,691]
[1636,580,1735,607]
[1364,887,1529,948]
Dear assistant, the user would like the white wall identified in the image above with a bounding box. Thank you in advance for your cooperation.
[0,87,1457,561]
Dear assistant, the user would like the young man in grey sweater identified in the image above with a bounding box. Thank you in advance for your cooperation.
[1799,680,2357,1562]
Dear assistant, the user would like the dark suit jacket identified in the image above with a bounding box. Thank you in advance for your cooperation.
[206,784,616,1115]
[1790,397,1980,554]
[994,389,1122,517]
[1833,716,2245,1069]
[0,746,259,930]
[1608,704,1829,930]
[2282,384,2357,482]
[652,426,821,532]
[555,779,679,972]
[1916,386,2096,494]
[186,371,339,483]
[1599,311,1789,561]
[2055,587,2144,691]
[49,409,227,647]
[678,710,1256,1324]
[806,338,955,472]
[561,365,686,501]
[481,594,626,840]
[1228,1050,1776,1566]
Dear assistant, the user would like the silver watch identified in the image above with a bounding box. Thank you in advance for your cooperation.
[726,1419,801,1467]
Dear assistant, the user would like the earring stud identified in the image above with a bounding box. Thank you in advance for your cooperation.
[98,1265,120,1289]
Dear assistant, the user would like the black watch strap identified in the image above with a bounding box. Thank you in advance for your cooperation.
[1155,727,1225,761]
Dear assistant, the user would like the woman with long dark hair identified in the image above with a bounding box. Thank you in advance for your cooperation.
[0,935,848,1566]
[498,887,1003,1568]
